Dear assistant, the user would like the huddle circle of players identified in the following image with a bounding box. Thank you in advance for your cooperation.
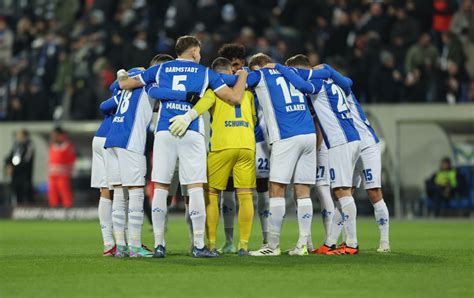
[91,36,390,258]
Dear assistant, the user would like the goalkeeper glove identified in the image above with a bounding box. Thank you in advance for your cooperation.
[169,109,199,136]
[186,92,201,105]
[117,69,128,80]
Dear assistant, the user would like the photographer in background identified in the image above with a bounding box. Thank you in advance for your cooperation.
[4,129,35,206]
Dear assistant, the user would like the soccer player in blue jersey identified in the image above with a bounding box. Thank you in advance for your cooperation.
[117,36,248,258]
[283,55,334,249]
[100,64,186,258]
[345,91,390,252]
[221,53,328,257]
[212,53,332,256]
[276,58,362,255]
[91,91,119,256]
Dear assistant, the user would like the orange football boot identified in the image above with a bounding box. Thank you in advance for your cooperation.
[326,245,359,255]
[311,244,336,254]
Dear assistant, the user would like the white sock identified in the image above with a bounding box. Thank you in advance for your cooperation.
[127,188,144,248]
[151,188,168,247]
[297,198,313,247]
[257,191,270,243]
[316,185,334,238]
[98,197,114,246]
[185,203,193,246]
[268,197,285,250]
[373,199,390,244]
[188,187,206,249]
[112,187,127,246]
[221,191,235,243]
[339,196,357,248]
[325,201,345,246]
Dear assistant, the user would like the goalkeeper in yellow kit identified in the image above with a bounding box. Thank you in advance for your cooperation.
[168,57,256,256]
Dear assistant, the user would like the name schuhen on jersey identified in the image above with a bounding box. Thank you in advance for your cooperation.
[268,68,307,113]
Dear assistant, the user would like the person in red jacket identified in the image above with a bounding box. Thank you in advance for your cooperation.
[48,127,76,208]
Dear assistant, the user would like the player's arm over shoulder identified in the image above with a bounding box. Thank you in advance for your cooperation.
[211,69,248,105]
[193,89,216,116]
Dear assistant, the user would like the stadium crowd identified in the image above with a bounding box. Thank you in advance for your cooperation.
[0,0,473,121]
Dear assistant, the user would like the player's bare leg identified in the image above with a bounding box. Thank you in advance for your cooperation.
[367,188,390,252]
[99,188,115,256]
[187,183,217,258]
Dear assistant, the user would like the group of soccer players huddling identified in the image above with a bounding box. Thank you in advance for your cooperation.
[91,35,390,258]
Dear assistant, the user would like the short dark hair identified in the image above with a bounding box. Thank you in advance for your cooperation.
[175,35,201,56]
[218,43,246,61]
[150,54,174,66]
[211,57,232,73]
[285,54,311,68]
[248,53,272,69]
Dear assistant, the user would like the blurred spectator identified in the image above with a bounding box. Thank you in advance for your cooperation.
[370,51,403,102]
[391,5,420,49]
[0,17,13,64]
[0,0,472,120]
[404,33,439,101]
[4,129,35,206]
[48,127,76,208]
[362,3,393,43]
[425,157,467,216]
[438,32,469,102]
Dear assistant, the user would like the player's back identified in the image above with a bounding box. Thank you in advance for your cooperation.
[152,59,218,134]
[311,79,359,148]
[105,86,152,154]
[157,59,211,94]
[346,92,379,149]
[253,68,315,144]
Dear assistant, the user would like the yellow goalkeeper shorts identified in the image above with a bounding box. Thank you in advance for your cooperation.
[207,148,256,190]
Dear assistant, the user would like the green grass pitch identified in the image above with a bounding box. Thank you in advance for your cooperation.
[1,218,473,297]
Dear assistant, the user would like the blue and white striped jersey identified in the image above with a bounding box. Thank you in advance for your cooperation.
[253,93,268,143]
[345,92,379,149]
[274,64,360,149]
[248,68,315,144]
[104,86,153,154]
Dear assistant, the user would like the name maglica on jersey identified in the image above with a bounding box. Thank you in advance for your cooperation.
[165,101,191,111]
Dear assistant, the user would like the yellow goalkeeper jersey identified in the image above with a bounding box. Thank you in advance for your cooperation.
[194,89,256,152]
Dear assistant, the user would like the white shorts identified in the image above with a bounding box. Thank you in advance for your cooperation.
[328,141,361,188]
[256,141,270,179]
[106,147,146,187]
[91,137,109,188]
[352,143,382,189]
[152,130,207,185]
[316,143,330,186]
[270,133,316,185]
